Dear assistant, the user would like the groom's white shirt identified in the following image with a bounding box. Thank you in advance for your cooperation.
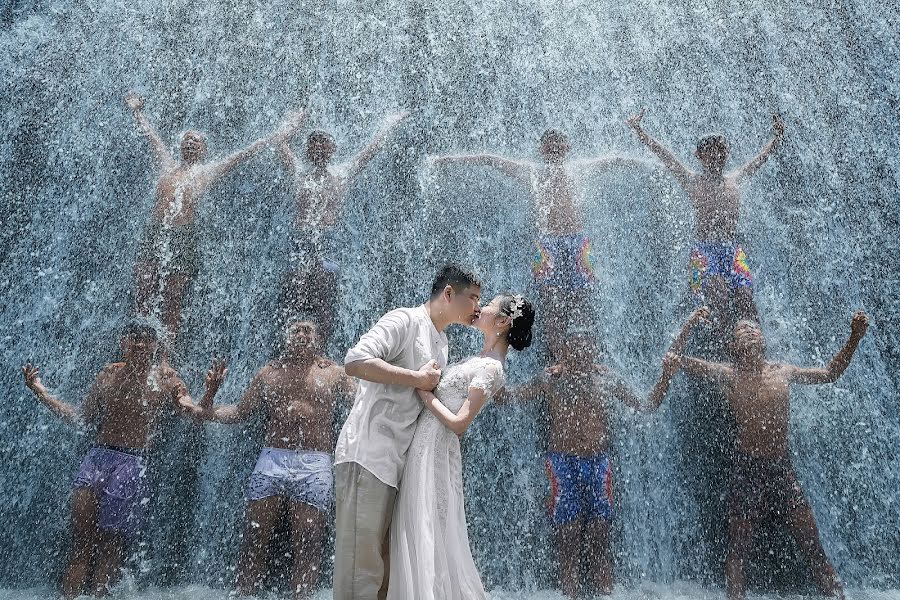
[335,304,449,488]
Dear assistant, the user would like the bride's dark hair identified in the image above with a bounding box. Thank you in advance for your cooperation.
[498,294,535,351]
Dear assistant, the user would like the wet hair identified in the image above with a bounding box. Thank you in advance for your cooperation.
[430,264,482,298]
[181,129,207,145]
[540,128,569,148]
[696,134,728,156]
[286,319,318,338]
[121,320,158,342]
[733,319,761,333]
[308,130,335,146]
[499,294,535,351]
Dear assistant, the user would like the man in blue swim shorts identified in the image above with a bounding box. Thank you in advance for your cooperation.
[180,320,356,599]
[499,318,701,598]
[22,321,224,599]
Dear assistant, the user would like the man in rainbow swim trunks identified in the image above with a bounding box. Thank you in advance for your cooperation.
[432,129,642,352]
[627,109,785,333]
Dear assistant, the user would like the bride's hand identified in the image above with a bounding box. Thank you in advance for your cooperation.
[416,388,432,404]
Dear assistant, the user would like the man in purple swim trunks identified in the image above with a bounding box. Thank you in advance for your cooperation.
[21,321,225,599]
[179,320,356,599]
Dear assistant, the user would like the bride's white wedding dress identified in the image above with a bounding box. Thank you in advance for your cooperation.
[387,355,505,600]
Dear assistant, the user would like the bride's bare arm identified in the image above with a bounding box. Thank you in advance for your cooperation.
[417,387,488,436]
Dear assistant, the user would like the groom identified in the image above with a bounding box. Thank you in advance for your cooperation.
[333,264,483,599]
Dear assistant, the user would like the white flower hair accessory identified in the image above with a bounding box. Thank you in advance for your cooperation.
[507,294,526,323]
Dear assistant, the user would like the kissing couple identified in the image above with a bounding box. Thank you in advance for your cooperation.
[332,264,535,599]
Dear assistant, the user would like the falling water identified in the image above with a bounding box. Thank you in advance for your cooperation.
[2,0,899,597]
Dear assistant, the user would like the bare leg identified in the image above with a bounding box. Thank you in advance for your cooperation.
[785,499,844,599]
[557,519,583,599]
[236,496,284,596]
[159,273,192,346]
[278,259,337,342]
[733,287,759,324]
[541,286,593,360]
[725,514,753,600]
[584,518,613,595]
[91,530,126,596]
[312,267,338,345]
[289,502,327,599]
[62,488,99,600]
[133,261,158,318]
[133,260,191,358]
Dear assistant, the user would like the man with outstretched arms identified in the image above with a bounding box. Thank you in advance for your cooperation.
[673,311,868,600]
[21,321,224,599]
[125,91,302,346]
[178,320,355,599]
[626,109,785,331]
[499,308,705,597]
[431,130,644,352]
[276,113,408,342]
[333,264,483,600]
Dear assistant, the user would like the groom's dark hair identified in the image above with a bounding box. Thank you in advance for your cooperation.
[430,264,481,298]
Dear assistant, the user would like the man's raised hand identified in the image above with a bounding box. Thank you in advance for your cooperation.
[416,360,442,391]
[22,363,42,393]
[202,356,228,409]
[772,113,786,139]
[850,310,869,339]
[688,306,711,326]
[626,108,646,130]
[125,91,144,113]
[275,109,307,142]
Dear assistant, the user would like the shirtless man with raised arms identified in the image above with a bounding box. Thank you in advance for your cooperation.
[499,308,707,597]
[179,320,355,599]
[627,109,785,331]
[672,310,868,600]
[432,130,643,352]
[126,91,302,346]
[276,113,408,343]
[22,321,225,598]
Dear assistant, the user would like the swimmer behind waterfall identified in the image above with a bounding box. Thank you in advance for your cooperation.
[672,311,868,600]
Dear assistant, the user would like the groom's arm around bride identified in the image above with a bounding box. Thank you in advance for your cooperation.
[332,264,483,600]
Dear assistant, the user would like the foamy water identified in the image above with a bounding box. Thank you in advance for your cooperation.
[2,584,899,600]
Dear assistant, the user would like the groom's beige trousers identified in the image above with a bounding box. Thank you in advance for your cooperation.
[333,462,398,600]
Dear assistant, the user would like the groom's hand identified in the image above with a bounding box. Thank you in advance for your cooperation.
[415,360,442,391]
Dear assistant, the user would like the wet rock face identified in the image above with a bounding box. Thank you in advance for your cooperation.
[1,0,898,594]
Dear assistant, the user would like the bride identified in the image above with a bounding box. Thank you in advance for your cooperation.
[387,293,536,599]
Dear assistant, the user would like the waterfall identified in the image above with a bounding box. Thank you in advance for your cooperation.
[2,0,898,596]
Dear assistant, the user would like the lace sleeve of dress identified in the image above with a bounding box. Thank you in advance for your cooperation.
[469,361,505,400]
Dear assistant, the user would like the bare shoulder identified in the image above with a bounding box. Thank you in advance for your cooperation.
[99,362,125,378]
[94,362,125,389]
[767,362,795,378]
[256,362,281,384]
[320,362,347,382]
